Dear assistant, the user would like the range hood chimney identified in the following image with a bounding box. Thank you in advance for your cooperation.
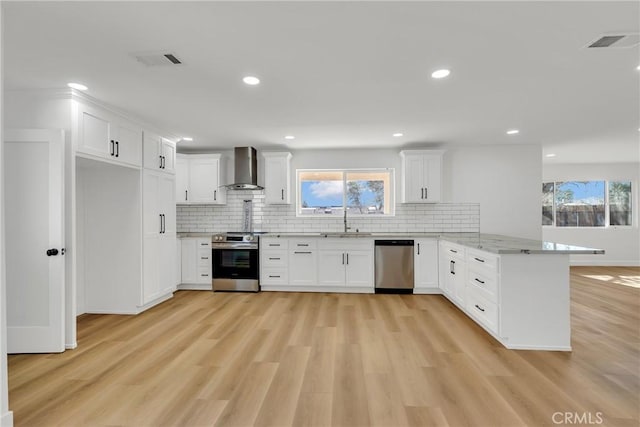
[227,147,263,190]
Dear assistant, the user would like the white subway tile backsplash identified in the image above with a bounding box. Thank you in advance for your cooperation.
[177,190,480,233]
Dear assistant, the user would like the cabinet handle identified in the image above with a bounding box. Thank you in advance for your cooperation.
[281,189,284,200]
[450,249,457,253]
[185,190,188,201]
[159,214,163,233]
[424,187,428,199]
[269,257,281,260]
[110,140,115,156]
[214,190,217,201]
[200,243,209,246]
[346,253,349,265]
[115,141,119,157]
[421,188,424,199]
[342,253,345,265]
[297,243,309,247]
[201,257,209,260]
[162,214,166,233]
[201,274,209,277]
[450,260,455,275]
[474,278,485,284]
[474,304,485,312]
[269,275,281,278]
[269,244,280,247]
[474,257,485,263]
[159,155,163,169]
[417,243,420,255]
[294,251,312,254]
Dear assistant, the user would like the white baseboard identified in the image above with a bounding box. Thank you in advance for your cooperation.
[570,260,640,267]
[65,342,78,350]
[1,411,13,427]
[413,287,443,295]
[177,283,212,291]
[504,343,572,351]
[262,285,373,294]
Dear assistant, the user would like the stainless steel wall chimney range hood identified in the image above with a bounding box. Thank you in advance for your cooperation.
[226,147,263,190]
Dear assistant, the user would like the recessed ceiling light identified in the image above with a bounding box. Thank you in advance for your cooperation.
[392,133,404,137]
[243,76,260,85]
[431,69,451,79]
[67,82,88,91]
[284,135,295,140]
[546,153,556,158]
[637,65,640,70]
[181,137,193,141]
[506,129,520,135]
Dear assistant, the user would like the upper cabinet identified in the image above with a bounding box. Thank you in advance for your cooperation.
[263,152,292,204]
[400,150,444,203]
[176,153,226,205]
[77,103,142,167]
[143,132,176,174]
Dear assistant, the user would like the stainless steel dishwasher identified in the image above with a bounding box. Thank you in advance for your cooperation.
[374,240,414,293]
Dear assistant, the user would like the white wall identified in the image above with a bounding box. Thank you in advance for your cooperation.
[0,3,15,425]
[542,162,640,266]
[443,144,542,240]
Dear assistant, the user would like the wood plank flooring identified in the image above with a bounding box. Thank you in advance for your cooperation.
[8,266,640,426]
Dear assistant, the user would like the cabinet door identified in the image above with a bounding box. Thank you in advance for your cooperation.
[423,155,441,202]
[159,174,176,233]
[161,138,176,174]
[264,154,290,204]
[158,233,176,295]
[180,239,197,284]
[289,250,317,286]
[143,172,162,237]
[142,235,160,304]
[403,154,424,203]
[451,259,466,306]
[112,121,142,167]
[345,251,373,287]
[189,158,219,203]
[318,250,345,286]
[78,106,111,158]
[143,132,162,171]
[415,239,438,288]
[175,157,189,203]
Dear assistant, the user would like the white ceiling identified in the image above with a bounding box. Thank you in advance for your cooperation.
[3,1,639,163]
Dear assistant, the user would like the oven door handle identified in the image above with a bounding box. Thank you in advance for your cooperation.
[211,243,259,250]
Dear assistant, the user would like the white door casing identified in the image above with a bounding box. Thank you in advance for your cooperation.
[4,129,65,353]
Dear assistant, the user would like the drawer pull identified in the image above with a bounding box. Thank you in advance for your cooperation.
[474,304,485,312]
[269,275,281,278]
[450,249,457,253]
[200,243,209,246]
[268,257,281,260]
[294,251,312,254]
[269,244,281,247]
[474,257,485,263]
[297,243,309,247]
[201,274,209,277]
[201,257,209,260]
[474,278,485,284]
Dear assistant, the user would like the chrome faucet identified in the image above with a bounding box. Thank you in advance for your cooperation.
[344,209,351,233]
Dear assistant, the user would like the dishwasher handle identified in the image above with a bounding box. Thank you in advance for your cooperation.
[374,240,414,246]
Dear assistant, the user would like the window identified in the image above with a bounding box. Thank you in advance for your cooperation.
[298,169,394,216]
[542,180,632,227]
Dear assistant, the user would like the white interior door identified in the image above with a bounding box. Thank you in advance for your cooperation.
[4,129,65,353]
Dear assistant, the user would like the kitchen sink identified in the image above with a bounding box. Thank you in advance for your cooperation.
[319,232,372,237]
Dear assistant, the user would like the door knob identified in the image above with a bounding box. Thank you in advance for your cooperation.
[46,248,59,256]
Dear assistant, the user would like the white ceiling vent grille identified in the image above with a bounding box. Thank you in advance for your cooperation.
[133,52,183,66]
[585,33,640,49]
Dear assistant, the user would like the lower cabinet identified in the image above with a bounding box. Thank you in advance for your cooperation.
[413,238,439,293]
[317,239,373,289]
[179,238,212,289]
[288,239,318,286]
[439,241,466,306]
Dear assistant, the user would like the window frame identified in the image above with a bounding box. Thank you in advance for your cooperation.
[542,179,634,228]
[296,168,396,218]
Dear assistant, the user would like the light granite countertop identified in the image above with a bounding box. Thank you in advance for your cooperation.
[178,232,604,255]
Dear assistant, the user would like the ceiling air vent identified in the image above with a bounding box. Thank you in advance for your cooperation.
[133,52,183,66]
[586,33,640,49]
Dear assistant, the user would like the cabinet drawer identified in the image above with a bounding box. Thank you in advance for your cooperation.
[262,251,288,268]
[197,266,212,284]
[466,268,498,303]
[196,239,211,249]
[290,239,317,250]
[261,268,288,285]
[197,250,211,266]
[319,238,372,251]
[262,238,288,250]
[440,241,465,260]
[466,248,499,271]
[466,285,498,334]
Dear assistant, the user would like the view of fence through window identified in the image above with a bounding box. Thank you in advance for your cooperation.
[298,170,393,215]
[542,181,632,227]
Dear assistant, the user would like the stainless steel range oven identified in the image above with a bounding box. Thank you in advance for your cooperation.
[211,233,259,292]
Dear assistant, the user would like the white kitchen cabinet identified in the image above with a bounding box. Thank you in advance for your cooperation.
[439,240,466,306]
[400,150,443,203]
[413,238,439,293]
[288,239,318,286]
[142,170,176,305]
[176,154,226,204]
[263,152,292,204]
[318,239,373,290]
[179,238,212,289]
[77,103,142,168]
[260,237,289,286]
[143,132,176,174]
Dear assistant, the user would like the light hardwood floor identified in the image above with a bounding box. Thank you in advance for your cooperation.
[8,267,640,426]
